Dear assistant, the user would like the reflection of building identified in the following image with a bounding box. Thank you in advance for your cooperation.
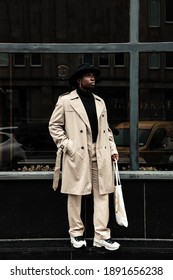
[0,0,173,127]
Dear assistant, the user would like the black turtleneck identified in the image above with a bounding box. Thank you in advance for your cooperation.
[77,88,98,143]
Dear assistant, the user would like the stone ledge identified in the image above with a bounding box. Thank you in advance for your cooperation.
[1,171,173,180]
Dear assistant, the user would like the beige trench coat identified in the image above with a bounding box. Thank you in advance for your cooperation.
[49,90,118,195]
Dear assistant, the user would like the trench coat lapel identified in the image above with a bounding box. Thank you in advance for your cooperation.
[70,90,104,129]
[70,90,91,131]
[94,95,104,120]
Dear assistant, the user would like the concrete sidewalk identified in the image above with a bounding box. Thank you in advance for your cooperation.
[0,238,173,260]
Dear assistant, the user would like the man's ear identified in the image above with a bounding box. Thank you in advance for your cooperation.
[77,78,81,86]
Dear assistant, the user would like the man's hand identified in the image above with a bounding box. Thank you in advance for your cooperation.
[111,153,119,161]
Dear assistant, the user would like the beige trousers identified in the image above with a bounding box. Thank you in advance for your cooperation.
[67,144,111,240]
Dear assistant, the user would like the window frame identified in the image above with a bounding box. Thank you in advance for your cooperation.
[114,53,126,68]
[148,0,160,27]
[13,53,25,67]
[164,52,173,69]
[165,0,173,23]
[98,53,110,67]
[148,52,161,69]
[30,53,42,67]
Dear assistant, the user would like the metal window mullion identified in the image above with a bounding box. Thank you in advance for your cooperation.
[130,50,139,170]
[1,42,173,53]
[130,0,139,170]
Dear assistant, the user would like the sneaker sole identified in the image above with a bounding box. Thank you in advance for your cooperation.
[93,240,120,251]
[71,242,87,249]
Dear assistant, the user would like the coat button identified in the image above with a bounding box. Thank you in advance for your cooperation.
[103,130,105,133]
[81,146,84,149]
[102,114,104,117]
[80,130,83,133]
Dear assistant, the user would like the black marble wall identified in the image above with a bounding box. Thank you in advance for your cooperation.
[0,179,173,240]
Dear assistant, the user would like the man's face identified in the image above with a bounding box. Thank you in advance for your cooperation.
[77,72,96,91]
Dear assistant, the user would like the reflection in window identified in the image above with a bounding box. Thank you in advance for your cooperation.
[99,54,109,67]
[30,53,42,66]
[114,53,125,67]
[0,53,8,66]
[149,0,160,27]
[0,133,9,144]
[165,52,173,68]
[165,0,173,22]
[83,54,93,65]
[149,53,160,69]
[114,127,150,147]
[13,53,25,66]
[150,128,167,149]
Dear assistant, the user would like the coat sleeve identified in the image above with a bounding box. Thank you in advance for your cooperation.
[103,102,118,156]
[108,126,118,155]
[49,96,69,151]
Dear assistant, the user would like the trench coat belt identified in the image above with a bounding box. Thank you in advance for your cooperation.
[52,147,63,191]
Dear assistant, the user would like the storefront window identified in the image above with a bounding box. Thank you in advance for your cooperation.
[0,52,130,171]
[138,52,173,170]
[0,0,173,172]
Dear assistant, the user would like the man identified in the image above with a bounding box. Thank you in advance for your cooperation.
[49,63,120,251]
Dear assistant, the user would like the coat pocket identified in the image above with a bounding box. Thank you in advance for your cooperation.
[66,139,75,157]
[65,146,85,180]
[66,141,84,165]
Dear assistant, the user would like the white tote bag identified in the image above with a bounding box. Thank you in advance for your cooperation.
[113,161,128,227]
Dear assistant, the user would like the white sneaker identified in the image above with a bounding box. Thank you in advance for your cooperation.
[93,238,120,251]
[71,236,87,248]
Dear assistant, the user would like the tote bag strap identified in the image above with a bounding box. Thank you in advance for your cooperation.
[113,160,121,187]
